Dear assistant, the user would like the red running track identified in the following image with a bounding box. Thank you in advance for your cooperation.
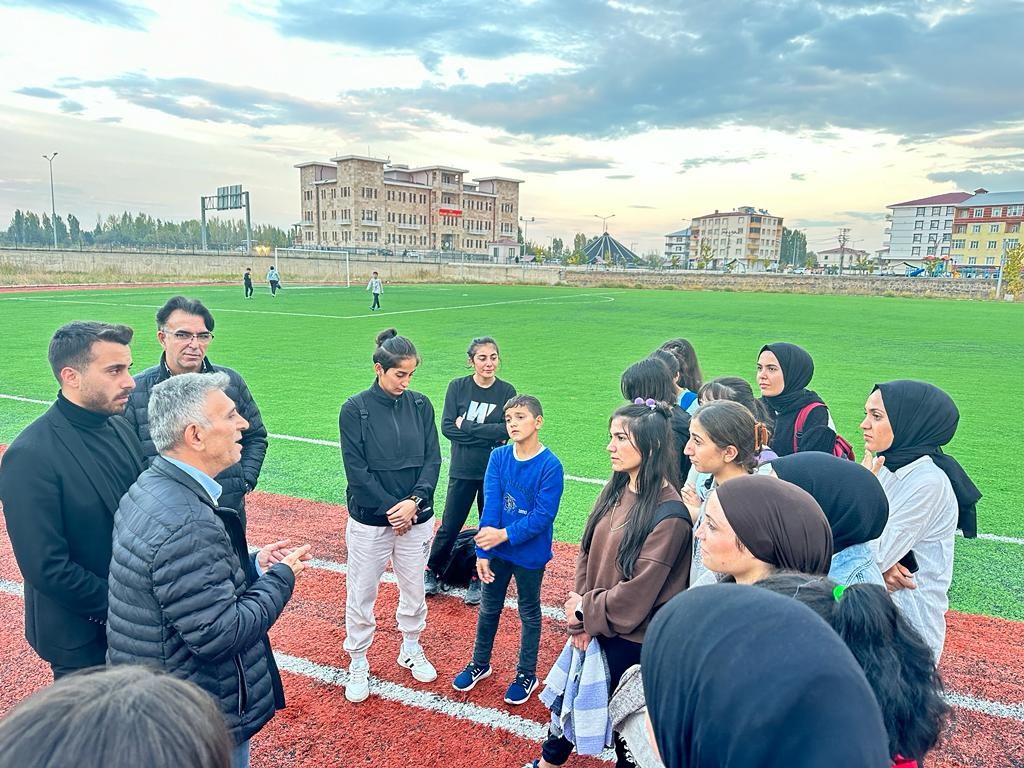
[1,487,1023,765]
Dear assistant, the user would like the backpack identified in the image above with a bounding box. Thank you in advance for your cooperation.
[440,528,478,587]
[794,402,855,461]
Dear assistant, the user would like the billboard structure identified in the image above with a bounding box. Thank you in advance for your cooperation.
[200,184,252,252]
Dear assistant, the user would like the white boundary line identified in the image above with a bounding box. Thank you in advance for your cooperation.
[0,576,1020,727]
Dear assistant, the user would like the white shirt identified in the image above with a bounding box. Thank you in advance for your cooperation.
[872,456,957,662]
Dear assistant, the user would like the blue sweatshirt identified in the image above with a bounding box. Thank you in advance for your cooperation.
[476,443,564,570]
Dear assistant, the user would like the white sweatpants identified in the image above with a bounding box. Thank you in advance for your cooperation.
[343,517,433,663]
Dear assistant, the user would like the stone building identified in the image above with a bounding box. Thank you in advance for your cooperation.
[688,206,782,271]
[295,156,522,259]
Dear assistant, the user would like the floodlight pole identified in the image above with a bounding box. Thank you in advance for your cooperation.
[594,213,615,233]
[200,196,208,251]
[42,152,58,249]
[244,191,252,254]
[995,241,1008,300]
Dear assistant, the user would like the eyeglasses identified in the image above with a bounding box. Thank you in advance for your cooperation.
[164,329,214,343]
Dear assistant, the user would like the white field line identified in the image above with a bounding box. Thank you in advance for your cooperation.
[0,575,1020,729]
[2,292,617,322]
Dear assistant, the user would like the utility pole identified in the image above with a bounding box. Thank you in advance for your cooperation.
[837,227,850,275]
[43,152,58,249]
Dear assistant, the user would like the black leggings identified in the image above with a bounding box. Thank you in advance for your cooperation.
[540,635,642,767]
[427,477,483,574]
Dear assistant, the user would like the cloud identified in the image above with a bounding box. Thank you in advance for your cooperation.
[14,86,64,99]
[790,172,806,181]
[839,210,882,221]
[2,0,152,29]
[927,170,1024,191]
[300,1,1024,141]
[95,116,122,123]
[504,155,615,173]
[959,130,1024,150]
[679,154,766,174]
[628,204,656,209]
[59,99,85,114]
[56,73,416,139]
[606,174,634,180]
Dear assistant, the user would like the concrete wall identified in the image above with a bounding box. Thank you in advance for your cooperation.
[0,247,1003,300]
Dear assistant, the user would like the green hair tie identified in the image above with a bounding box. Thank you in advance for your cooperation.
[833,584,846,602]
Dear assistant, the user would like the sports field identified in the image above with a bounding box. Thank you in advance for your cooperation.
[1,281,1023,765]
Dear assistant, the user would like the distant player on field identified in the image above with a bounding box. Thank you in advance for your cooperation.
[367,271,382,311]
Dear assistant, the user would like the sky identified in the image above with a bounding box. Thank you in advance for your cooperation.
[2,0,1024,255]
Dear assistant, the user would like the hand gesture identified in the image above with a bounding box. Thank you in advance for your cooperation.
[476,558,495,584]
[455,415,465,429]
[474,526,508,551]
[883,563,916,593]
[570,631,591,652]
[680,483,701,524]
[386,499,418,535]
[861,445,885,475]
[281,544,312,578]
[257,539,312,570]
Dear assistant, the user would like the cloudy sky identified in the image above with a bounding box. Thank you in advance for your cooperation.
[2,0,1023,254]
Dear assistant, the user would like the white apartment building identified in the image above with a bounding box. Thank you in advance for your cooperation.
[296,156,522,259]
[689,206,782,270]
[664,227,691,265]
[883,192,971,269]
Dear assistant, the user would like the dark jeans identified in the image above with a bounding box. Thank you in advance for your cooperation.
[50,662,92,681]
[427,477,483,574]
[471,556,544,677]
[371,292,380,309]
[269,280,279,295]
[244,282,253,297]
[541,635,643,767]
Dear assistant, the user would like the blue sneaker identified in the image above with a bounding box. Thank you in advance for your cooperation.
[503,672,538,705]
[452,662,492,692]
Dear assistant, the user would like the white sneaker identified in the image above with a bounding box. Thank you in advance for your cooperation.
[398,647,438,683]
[345,664,370,703]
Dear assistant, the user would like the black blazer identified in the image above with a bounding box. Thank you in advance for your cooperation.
[0,403,144,667]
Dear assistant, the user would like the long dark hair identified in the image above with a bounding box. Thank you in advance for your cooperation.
[755,572,950,761]
[620,358,676,404]
[581,403,676,579]
[660,338,702,393]
[691,400,762,473]
[698,375,774,430]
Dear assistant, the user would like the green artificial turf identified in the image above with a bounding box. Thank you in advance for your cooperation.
[1,282,1022,618]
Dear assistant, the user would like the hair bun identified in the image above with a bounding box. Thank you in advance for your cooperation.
[375,328,398,346]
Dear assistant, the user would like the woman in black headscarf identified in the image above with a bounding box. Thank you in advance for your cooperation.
[766,452,889,586]
[860,380,980,663]
[642,584,891,768]
[756,342,838,456]
[695,474,833,583]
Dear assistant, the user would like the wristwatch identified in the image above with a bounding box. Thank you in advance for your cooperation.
[409,495,424,509]
[574,600,584,622]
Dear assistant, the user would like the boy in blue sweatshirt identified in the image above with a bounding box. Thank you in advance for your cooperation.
[452,394,564,705]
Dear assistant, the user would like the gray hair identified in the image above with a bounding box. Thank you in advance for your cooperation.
[149,372,230,453]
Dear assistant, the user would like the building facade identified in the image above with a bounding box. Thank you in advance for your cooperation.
[664,227,691,265]
[688,206,782,270]
[883,191,971,270]
[296,156,523,259]
[816,246,869,271]
[949,190,1024,274]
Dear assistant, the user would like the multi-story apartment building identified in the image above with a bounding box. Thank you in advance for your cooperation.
[949,190,1024,274]
[688,207,782,270]
[664,227,691,265]
[883,192,971,269]
[295,156,522,259]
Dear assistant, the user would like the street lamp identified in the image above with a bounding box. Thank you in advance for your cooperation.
[519,215,534,260]
[593,213,615,233]
[42,152,58,249]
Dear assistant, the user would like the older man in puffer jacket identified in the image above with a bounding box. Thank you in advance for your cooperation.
[107,372,310,768]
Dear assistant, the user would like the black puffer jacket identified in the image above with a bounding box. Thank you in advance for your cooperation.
[124,354,268,521]
[107,457,294,744]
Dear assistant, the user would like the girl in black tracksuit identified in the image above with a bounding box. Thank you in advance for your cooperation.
[425,337,516,599]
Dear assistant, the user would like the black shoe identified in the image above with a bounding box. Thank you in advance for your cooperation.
[464,578,482,606]
[424,570,440,596]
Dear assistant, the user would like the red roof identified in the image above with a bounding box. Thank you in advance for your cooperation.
[887,192,973,208]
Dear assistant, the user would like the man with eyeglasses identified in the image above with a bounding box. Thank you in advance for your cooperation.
[124,296,268,526]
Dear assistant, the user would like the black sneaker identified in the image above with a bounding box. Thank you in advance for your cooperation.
[464,578,482,605]
[424,570,440,596]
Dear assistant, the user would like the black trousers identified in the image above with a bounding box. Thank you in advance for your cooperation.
[541,635,643,767]
[371,292,381,309]
[427,477,483,574]
[269,280,279,295]
[50,662,93,681]
[244,282,253,297]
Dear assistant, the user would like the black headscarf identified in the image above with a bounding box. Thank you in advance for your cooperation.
[715,474,834,575]
[875,380,981,538]
[769,452,889,553]
[642,584,891,768]
[759,342,823,455]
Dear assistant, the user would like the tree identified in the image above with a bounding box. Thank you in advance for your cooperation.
[645,250,663,270]
[805,251,818,270]
[551,237,564,258]
[697,238,712,269]
[68,213,81,246]
[781,227,807,267]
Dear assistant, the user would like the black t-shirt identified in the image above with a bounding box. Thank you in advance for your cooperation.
[441,375,517,480]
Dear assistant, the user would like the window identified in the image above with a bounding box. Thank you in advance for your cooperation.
[1008,223,1021,233]
[988,240,998,249]
[931,206,941,215]
[944,220,952,229]
[942,233,951,242]
[986,257,995,265]
[946,207,956,215]
[1008,205,1023,216]
[955,225,966,233]
[928,233,937,243]
[989,223,1001,233]
[953,239,965,249]
[912,233,922,243]
[968,256,977,264]
[1007,238,1020,249]
[914,221,924,230]
[973,207,984,217]
[972,224,982,233]
[910,247,920,256]
[926,246,935,255]
[916,207,926,216]
[929,220,939,229]
[991,207,1002,217]
[970,240,979,248]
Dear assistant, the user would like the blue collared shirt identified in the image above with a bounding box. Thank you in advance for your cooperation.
[163,456,223,505]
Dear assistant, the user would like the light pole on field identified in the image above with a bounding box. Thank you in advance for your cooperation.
[519,215,534,260]
[42,152,58,249]
[593,213,615,233]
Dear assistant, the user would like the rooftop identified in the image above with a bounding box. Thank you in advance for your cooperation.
[474,176,526,184]
[887,191,973,208]
[665,228,691,237]
[329,154,390,164]
[293,161,336,169]
[959,191,1024,207]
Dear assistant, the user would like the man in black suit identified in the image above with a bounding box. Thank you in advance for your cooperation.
[0,321,144,679]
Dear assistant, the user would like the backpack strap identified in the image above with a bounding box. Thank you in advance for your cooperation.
[652,499,692,528]
[350,393,370,446]
[793,402,825,453]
